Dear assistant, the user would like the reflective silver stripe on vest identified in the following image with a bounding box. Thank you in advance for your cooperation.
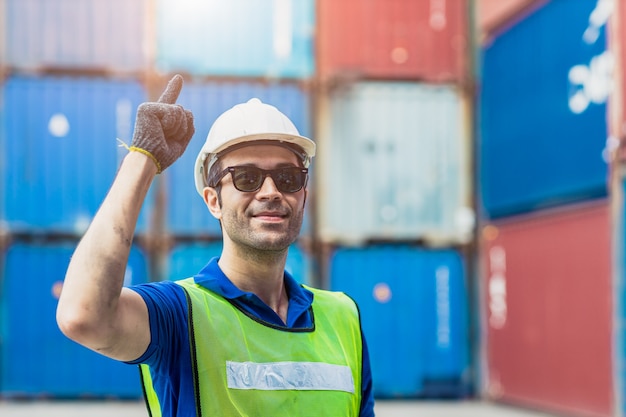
[226,361,355,393]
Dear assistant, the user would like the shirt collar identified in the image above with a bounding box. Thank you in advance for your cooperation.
[193,257,314,310]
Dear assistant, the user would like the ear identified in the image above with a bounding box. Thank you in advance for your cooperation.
[204,187,222,220]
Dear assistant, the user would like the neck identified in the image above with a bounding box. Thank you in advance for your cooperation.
[218,245,290,323]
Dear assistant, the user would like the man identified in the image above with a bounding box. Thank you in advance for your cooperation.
[57,74,375,416]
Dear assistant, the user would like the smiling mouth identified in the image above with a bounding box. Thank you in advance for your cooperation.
[253,213,287,220]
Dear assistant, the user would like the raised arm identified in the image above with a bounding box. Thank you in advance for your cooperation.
[56,75,194,362]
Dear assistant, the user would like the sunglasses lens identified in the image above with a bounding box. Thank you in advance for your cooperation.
[230,166,307,193]
[232,167,264,192]
[274,168,305,193]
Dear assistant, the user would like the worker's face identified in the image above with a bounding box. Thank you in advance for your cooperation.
[204,144,307,252]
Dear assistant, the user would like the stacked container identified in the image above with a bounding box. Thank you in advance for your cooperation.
[0,0,151,398]
[316,0,474,398]
[613,0,626,415]
[478,0,616,415]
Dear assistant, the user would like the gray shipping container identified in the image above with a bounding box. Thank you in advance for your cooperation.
[4,0,147,71]
[316,82,473,245]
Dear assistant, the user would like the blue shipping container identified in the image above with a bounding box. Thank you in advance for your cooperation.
[166,241,312,285]
[480,0,609,218]
[0,76,153,234]
[0,242,148,398]
[156,0,315,78]
[329,245,470,398]
[166,81,312,237]
[5,0,147,71]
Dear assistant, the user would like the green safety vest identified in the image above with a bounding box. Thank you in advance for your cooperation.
[140,277,363,416]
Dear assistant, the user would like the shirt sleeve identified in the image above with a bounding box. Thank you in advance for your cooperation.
[125,281,189,369]
[359,333,376,417]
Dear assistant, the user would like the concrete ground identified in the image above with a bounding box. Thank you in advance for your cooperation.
[0,399,557,416]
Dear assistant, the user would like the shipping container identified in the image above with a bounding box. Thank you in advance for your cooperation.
[329,245,470,398]
[477,0,547,41]
[619,0,626,137]
[480,0,610,219]
[0,0,6,67]
[0,75,153,234]
[317,82,473,245]
[166,241,312,286]
[0,241,148,398]
[156,0,314,78]
[166,80,312,237]
[482,200,613,416]
[5,0,147,72]
[317,0,469,82]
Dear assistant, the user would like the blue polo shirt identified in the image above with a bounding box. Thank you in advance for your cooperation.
[129,258,375,417]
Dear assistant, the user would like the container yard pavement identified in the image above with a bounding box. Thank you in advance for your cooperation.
[0,399,557,417]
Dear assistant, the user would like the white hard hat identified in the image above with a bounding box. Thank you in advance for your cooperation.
[194,98,316,196]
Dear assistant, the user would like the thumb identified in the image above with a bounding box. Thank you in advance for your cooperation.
[157,74,184,104]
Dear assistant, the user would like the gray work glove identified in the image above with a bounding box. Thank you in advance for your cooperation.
[130,74,195,173]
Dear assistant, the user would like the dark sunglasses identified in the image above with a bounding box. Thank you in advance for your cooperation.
[209,166,309,193]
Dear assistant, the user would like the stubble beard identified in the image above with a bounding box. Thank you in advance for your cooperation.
[221,205,304,259]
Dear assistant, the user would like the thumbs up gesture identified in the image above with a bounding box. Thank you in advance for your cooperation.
[130,74,195,173]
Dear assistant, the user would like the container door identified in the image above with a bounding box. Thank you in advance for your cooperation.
[482,201,613,416]
[1,241,148,398]
[318,82,472,245]
[1,76,150,234]
[6,0,147,71]
[329,245,470,398]
[480,0,610,218]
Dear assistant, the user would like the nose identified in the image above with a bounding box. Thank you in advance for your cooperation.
[255,175,282,200]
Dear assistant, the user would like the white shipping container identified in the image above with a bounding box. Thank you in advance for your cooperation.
[316,82,473,245]
[156,0,314,78]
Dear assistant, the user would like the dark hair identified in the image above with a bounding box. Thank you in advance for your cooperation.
[206,159,224,207]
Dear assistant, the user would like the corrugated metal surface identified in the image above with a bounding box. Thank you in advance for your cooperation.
[477,0,547,40]
[329,245,470,398]
[480,0,610,219]
[0,241,147,398]
[0,76,153,234]
[166,81,312,237]
[317,82,472,245]
[482,201,613,416]
[0,0,6,67]
[156,0,314,78]
[166,241,312,285]
[612,1,626,141]
[317,0,469,82]
[5,0,147,71]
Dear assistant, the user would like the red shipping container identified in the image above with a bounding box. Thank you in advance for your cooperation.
[611,1,626,142]
[482,201,613,417]
[316,0,469,82]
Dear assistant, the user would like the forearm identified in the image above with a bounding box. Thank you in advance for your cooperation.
[57,74,193,360]
[57,152,156,346]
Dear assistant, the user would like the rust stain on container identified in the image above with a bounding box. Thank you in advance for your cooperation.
[482,201,613,417]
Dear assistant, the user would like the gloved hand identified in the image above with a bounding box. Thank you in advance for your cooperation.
[130,74,195,173]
